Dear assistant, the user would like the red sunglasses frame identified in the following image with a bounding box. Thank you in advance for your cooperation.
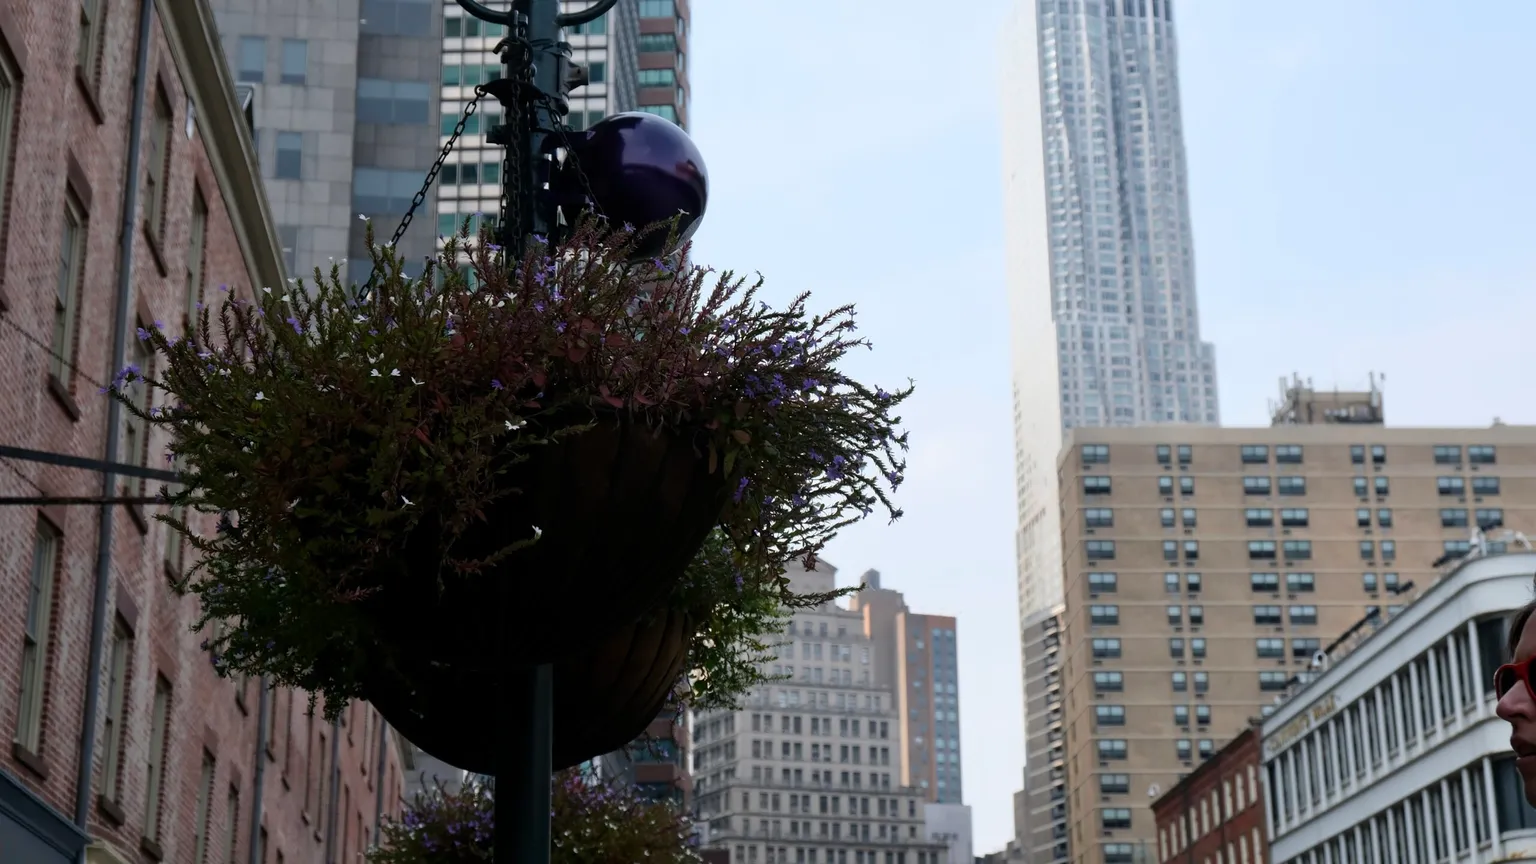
[1496,655,1536,700]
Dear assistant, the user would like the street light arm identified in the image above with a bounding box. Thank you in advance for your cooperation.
[556,0,620,28]
[454,0,515,25]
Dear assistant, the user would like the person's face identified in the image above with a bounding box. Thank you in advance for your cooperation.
[1496,611,1536,805]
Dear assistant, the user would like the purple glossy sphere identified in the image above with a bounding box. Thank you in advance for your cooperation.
[544,111,708,258]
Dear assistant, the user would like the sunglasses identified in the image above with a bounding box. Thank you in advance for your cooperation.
[1496,656,1536,700]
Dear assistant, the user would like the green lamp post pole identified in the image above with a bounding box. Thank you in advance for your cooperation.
[449,2,617,862]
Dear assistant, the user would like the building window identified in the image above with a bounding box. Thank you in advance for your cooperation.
[1253,606,1281,626]
[1081,444,1110,463]
[1240,444,1269,464]
[237,36,265,83]
[637,104,678,123]
[144,85,173,241]
[638,68,677,88]
[1278,476,1306,496]
[1100,774,1129,794]
[1374,476,1389,496]
[1247,540,1276,560]
[274,131,302,179]
[1198,739,1214,758]
[1193,672,1209,693]
[1433,445,1462,464]
[1156,444,1172,464]
[1162,540,1178,562]
[1093,672,1123,692]
[1190,638,1206,658]
[1442,508,1468,527]
[1371,444,1386,464]
[1158,476,1173,495]
[1177,445,1192,464]
[1084,507,1114,528]
[1101,808,1131,829]
[1474,477,1501,496]
[1195,705,1211,725]
[52,192,88,383]
[1292,638,1321,659]
[1282,540,1312,560]
[1259,671,1289,691]
[99,619,132,802]
[363,0,435,35]
[1363,572,1378,592]
[1171,672,1187,692]
[1083,476,1111,495]
[278,225,299,276]
[638,0,676,17]
[1360,540,1375,560]
[1478,508,1505,529]
[1091,638,1121,659]
[1286,573,1315,592]
[1090,605,1118,626]
[1275,444,1303,464]
[1377,508,1393,527]
[77,0,105,81]
[184,191,208,333]
[1186,573,1202,593]
[1087,572,1118,593]
[1381,540,1396,561]
[1289,605,1318,625]
[1188,606,1204,625]
[1280,508,1308,527]
[1356,507,1371,527]
[1095,705,1125,726]
[1097,740,1127,760]
[1179,476,1194,495]
[1353,476,1368,497]
[143,676,172,840]
[1175,739,1192,760]
[193,751,215,862]
[1160,507,1175,527]
[1166,605,1181,626]
[1250,573,1279,592]
[1245,508,1273,527]
[17,518,60,752]
[1164,572,1180,593]
[1242,476,1271,495]
[357,77,433,125]
[1256,638,1284,658]
[1384,572,1400,592]
[1350,444,1365,464]
[1168,638,1184,658]
[1469,445,1497,465]
[225,784,241,862]
[1183,540,1199,561]
[276,39,308,86]
[638,32,677,52]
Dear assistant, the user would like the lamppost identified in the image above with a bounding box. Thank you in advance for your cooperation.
[446,2,707,862]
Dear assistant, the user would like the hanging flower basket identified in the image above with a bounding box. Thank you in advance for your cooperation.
[117,219,912,724]
[365,605,693,775]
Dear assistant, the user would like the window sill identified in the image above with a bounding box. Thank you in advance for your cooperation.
[47,373,82,422]
[139,835,164,862]
[98,795,127,827]
[143,221,168,277]
[75,66,105,125]
[11,741,47,780]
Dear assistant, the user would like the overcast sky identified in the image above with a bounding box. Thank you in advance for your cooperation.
[688,0,1536,851]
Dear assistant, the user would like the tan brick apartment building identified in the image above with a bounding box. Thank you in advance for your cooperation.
[0,1,402,862]
[1054,382,1536,864]
[1150,725,1267,864]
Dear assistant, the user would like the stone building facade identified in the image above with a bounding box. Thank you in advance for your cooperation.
[0,1,402,861]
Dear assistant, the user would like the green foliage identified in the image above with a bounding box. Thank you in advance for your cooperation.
[368,770,700,864]
[112,219,911,717]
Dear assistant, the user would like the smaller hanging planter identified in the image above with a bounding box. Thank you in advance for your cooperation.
[365,606,692,775]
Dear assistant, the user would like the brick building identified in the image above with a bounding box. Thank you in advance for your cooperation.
[1149,726,1267,864]
[0,1,402,862]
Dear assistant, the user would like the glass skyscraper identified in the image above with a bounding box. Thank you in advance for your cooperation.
[1002,0,1217,620]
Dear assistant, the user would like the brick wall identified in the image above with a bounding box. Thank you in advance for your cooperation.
[0,0,403,861]
[1150,727,1268,864]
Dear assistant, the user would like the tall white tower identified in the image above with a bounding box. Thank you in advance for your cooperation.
[1001,0,1218,618]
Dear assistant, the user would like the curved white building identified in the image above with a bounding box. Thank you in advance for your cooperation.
[1260,550,1536,864]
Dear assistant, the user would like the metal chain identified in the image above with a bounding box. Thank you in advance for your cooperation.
[536,93,604,227]
[361,85,489,297]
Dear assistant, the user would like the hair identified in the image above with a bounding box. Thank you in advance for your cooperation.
[1510,588,1536,660]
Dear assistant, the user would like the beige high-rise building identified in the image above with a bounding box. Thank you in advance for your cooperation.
[1055,378,1536,864]
[850,573,965,805]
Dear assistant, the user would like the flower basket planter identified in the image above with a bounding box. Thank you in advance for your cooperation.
[365,605,693,774]
[356,410,726,675]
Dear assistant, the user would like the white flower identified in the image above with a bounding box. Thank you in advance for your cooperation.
[262,286,271,294]
[371,369,381,378]
[358,213,368,221]
[287,277,297,284]
[255,391,265,401]
[390,368,401,377]
[505,419,526,431]
[411,377,424,386]
[532,525,543,539]
[354,314,367,324]
[401,495,413,507]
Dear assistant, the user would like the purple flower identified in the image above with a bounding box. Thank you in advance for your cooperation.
[136,327,150,340]
[490,379,503,391]
[733,476,750,503]
[153,320,164,330]
[286,316,303,334]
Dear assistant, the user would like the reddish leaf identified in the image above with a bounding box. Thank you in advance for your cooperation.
[413,428,432,446]
[732,429,751,445]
